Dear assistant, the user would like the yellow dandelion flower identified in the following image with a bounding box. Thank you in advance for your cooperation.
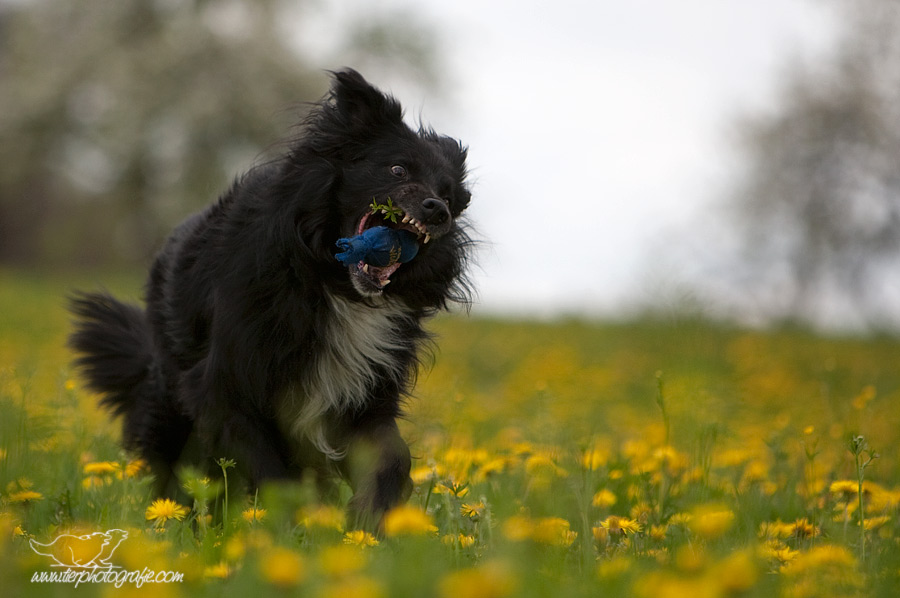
[781,544,856,576]
[511,441,535,456]
[851,385,876,410]
[245,528,274,551]
[320,575,383,598]
[581,443,610,471]
[8,490,43,503]
[651,445,688,473]
[740,460,770,485]
[410,465,442,485]
[759,480,778,496]
[204,561,231,579]
[82,476,109,489]
[125,459,148,478]
[7,478,33,491]
[473,457,509,482]
[344,530,379,548]
[145,498,189,526]
[622,438,650,460]
[668,512,692,527]
[633,570,719,598]
[242,507,267,523]
[789,518,819,539]
[592,526,609,545]
[863,515,890,530]
[259,546,305,588]
[438,561,517,598]
[433,480,469,498]
[759,519,794,539]
[591,489,617,508]
[715,448,754,467]
[688,504,734,540]
[320,544,366,578]
[224,536,246,561]
[13,525,26,537]
[715,550,759,592]
[382,505,437,537]
[674,545,707,572]
[863,481,897,511]
[297,504,345,532]
[759,540,798,566]
[83,461,120,475]
[597,557,630,580]
[531,517,577,546]
[182,475,222,502]
[599,515,642,535]
[524,453,568,478]
[439,533,476,548]
[649,524,668,542]
[442,447,489,472]
[501,515,535,542]
[630,502,652,522]
[830,480,859,500]
[460,501,486,520]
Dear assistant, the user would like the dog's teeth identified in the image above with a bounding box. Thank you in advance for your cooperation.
[362,264,370,274]
[402,215,411,224]
[424,233,431,244]
[379,279,391,287]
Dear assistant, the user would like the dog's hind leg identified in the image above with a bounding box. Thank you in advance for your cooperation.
[69,292,191,493]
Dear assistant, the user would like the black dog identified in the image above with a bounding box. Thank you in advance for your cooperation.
[68,69,473,529]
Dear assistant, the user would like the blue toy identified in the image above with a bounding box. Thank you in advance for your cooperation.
[335,226,419,267]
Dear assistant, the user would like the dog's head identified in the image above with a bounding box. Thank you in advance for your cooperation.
[295,70,473,307]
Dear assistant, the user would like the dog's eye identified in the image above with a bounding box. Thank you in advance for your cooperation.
[390,165,407,178]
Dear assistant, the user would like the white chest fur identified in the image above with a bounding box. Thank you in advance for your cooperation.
[278,294,413,458]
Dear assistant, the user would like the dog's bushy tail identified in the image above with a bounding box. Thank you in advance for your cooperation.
[67,292,155,417]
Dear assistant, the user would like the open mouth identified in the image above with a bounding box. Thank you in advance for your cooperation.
[346,203,432,293]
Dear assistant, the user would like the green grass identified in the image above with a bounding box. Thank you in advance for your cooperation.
[2,270,900,597]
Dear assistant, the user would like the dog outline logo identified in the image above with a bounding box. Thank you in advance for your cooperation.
[29,529,129,569]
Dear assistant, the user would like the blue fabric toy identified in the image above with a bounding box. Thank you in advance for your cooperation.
[335,226,419,267]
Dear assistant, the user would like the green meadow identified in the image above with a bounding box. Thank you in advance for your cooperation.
[1,270,900,597]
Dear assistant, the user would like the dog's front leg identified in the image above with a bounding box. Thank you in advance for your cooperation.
[341,418,413,532]
[183,360,291,485]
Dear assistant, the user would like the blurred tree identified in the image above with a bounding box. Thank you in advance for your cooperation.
[0,0,441,267]
[725,0,900,327]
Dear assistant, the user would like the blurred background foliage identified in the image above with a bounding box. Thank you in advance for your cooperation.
[2,0,900,328]
[704,0,900,328]
[0,0,440,268]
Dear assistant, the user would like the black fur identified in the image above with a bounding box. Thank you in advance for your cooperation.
[68,69,473,529]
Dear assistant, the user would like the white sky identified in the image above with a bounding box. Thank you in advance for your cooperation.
[299,1,839,317]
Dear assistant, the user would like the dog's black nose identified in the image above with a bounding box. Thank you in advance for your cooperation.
[421,198,450,225]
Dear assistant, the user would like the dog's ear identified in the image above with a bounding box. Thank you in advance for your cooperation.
[331,69,404,132]
[301,69,405,161]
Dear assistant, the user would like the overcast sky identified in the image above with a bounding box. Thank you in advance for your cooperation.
[301,1,840,316]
